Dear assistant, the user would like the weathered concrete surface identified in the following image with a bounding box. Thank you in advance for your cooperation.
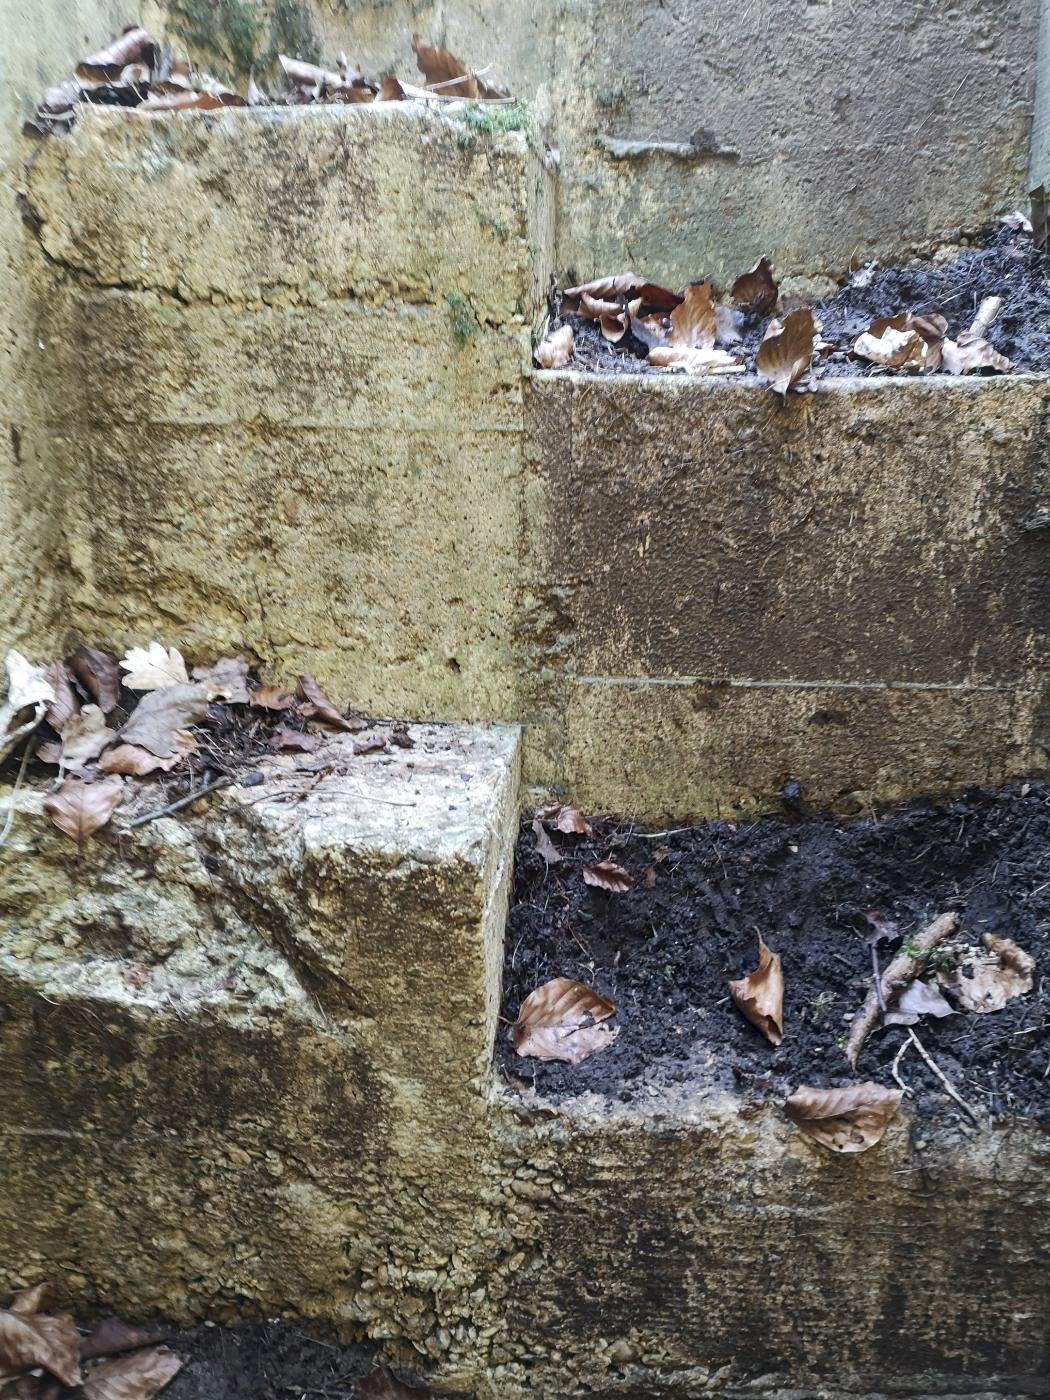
[193,0,1044,289]
[21,104,551,724]
[0,0,151,655]
[524,372,1050,818]
[2,735,1049,1397]
[0,724,521,1372]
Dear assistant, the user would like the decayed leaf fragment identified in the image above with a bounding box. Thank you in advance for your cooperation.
[80,1319,169,1363]
[38,704,116,771]
[583,860,633,892]
[512,977,619,1064]
[120,643,189,692]
[649,345,745,375]
[76,27,157,85]
[531,817,562,865]
[731,256,777,315]
[534,324,574,368]
[728,935,784,1045]
[249,686,296,711]
[940,332,1012,375]
[43,775,124,842]
[667,280,716,349]
[97,738,192,776]
[561,275,680,315]
[1,650,56,764]
[269,725,322,753]
[938,933,1034,1013]
[82,1345,182,1400]
[0,1296,81,1388]
[754,307,817,396]
[70,645,120,714]
[44,661,79,733]
[191,656,250,704]
[118,685,209,757]
[785,1083,903,1153]
[883,978,955,1025]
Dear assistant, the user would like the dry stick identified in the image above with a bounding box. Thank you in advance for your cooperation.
[890,1034,913,1096]
[0,731,34,847]
[907,1029,979,1123]
[129,774,231,828]
[968,295,1003,339]
[845,910,959,1067]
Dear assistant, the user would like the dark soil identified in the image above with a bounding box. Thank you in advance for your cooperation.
[161,1322,379,1399]
[560,223,1050,379]
[498,783,1050,1122]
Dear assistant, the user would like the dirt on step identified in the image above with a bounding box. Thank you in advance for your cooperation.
[498,782,1050,1122]
[561,223,1050,379]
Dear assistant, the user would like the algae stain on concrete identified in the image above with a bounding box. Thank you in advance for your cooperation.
[170,0,320,81]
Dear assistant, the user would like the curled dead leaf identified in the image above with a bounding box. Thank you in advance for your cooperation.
[667,280,716,350]
[938,933,1034,1013]
[120,643,188,692]
[731,256,777,316]
[296,675,362,731]
[249,685,296,711]
[80,1319,170,1363]
[118,685,209,757]
[551,805,592,837]
[278,55,345,91]
[8,1285,50,1316]
[43,775,124,842]
[97,736,192,776]
[38,704,116,771]
[412,35,477,98]
[43,662,79,733]
[269,725,321,753]
[353,735,388,755]
[534,324,574,368]
[512,977,618,1064]
[82,1345,182,1400]
[583,860,633,892]
[785,1082,902,1153]
[562,275,680,315]
[0,1303,81,1388]
[379,75,407,101]
[531,817,562,865]
[649,345,745,375]
[754,307,817,397]
[883,977,955,1026]
[70,645,120,714]
[940,332,1012,375]
[728,935,784,1045]
[77,28,157,86]
[191,656,250,704]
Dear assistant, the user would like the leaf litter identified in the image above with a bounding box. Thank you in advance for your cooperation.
[500,784,1049,1124]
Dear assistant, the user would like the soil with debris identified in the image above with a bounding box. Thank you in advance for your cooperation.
[499,782,1050,1122]
[562,224,1050,379]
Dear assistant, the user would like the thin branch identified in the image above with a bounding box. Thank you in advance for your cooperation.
[890,1034,912,1096]
[129,775,231,828]
[0,732,34,846]
[907,1029,979,1123]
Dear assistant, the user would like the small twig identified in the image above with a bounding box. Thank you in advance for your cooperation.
[129,775,232,828]
[907,1029,979,1123]
[846,910,958,1067]
[890,1034,913,1095]
[0,732,34,846]
[634,825,705,839]
[425,64,493,91]
[870,943,885,1013]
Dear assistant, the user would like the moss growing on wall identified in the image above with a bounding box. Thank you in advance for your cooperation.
[170,0,320,82]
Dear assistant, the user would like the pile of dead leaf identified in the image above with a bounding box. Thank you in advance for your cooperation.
[0,1285,179,1399]
[536,249,1020,393]
[0,642,397,845]
[27,28,508,134]
[508,804,1038,1152]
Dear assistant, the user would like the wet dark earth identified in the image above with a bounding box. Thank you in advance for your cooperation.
[563,223,1050,378]
[498,782,1050,1121]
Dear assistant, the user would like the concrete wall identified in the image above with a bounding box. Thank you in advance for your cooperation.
[167,0,1043,291]
[13,104,1050,820]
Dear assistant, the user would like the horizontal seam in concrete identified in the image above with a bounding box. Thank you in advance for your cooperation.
[573,674,1024,693]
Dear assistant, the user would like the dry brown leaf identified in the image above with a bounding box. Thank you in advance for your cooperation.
[883,978,955,1026]
[8,1286,49,1317]
[118,685,209,757]
[97,738,191,776]
[412,34,477,97]
[44,662,79,733]
[0,1304,81,1387]
[278,55,344,90]
[732,256,778,315]
[378,75,407,101]
[39,705,116,771]
[531,817,562,865]
[268,726,321,753]
[940,332,1012,375]
[534,324,574,368]
[667,280,716,350]
[43,775,124,842]
[120,644,189,692]
[81,1321,170,1364]
[190,656,250,704]
[728,935,784,1045]
[583,860,633,892]
[82,1346,182,1400]
[853,325,926,370]
[353,735,388,755]
[577,292,622,319]
[512,977,618,1064]
[938,933,1034,1013]
[553,805,592,837]
[137,90,243,111]
[70,645,121,714]
[296,675,362,730]
[562,275,680,314]
[784,1083,902,1154]
[77,28,157,85]
[715,304,744,345]
[649,345,745,375]
[249,685,296,711]
[358,1367,431,1399]
[754,307,817,396]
